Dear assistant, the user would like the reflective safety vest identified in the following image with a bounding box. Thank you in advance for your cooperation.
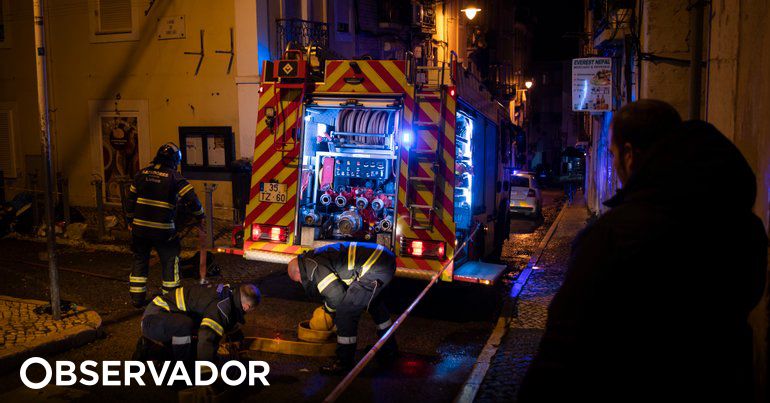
[125,164,204,240]
[151,284,244,359]
[298,242,395,312]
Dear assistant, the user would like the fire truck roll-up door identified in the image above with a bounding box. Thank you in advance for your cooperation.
[451,101,506,285]
[296,97,403,250]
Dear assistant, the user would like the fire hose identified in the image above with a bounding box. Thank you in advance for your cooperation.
[323,222,483,402]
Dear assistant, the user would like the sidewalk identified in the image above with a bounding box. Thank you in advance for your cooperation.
[473,195,590,402]
[0,296,101,371]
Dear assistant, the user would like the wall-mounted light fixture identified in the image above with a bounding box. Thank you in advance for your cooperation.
[461,5,481,20]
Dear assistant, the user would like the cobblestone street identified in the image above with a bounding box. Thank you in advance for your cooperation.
[0,296,101,368]
[475,194,589,402]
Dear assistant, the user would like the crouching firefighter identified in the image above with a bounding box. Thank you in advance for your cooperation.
[287,242,398,375]
[134,283,260,362]
[125,142,205,307]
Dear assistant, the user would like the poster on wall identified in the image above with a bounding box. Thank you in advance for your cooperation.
[101,115,139,203]
[572,57,613,112]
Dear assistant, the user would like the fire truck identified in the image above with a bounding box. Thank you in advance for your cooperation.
[240,47,515,285]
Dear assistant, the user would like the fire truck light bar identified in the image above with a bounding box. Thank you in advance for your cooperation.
[252,225,288,243]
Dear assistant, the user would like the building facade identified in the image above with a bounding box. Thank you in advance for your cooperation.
[0,0,526,218]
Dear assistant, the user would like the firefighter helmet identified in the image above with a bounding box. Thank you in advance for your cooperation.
[153,142,182,168]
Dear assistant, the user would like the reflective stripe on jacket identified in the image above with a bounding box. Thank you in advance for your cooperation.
[125,164,204,240]
[298,242,395,312]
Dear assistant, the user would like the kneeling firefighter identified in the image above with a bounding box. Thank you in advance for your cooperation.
[134,283,260,362]
[287,242,398,375]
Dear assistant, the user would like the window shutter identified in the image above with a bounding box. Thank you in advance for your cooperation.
[96,0,132,35]
[0,0,6,44]
[0,109,16,177]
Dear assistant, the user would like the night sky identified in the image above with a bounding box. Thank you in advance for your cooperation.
[527,0,584,62]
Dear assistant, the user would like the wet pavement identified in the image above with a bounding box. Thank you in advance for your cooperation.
[475,193,587,402]
[0,190,563,402]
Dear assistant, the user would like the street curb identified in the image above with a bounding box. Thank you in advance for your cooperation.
[0,296,102,374]
[454,202,568,403]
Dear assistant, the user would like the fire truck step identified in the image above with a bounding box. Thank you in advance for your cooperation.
[452,261,507,285]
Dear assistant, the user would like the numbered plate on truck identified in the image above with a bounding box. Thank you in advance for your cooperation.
[259,183,287,203]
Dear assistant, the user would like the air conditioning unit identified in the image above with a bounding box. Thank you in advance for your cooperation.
[411,3,436,34]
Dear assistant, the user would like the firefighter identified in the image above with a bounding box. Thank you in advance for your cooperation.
[287,242,398,375]
[125,143,204,307]
[135,283,260,362]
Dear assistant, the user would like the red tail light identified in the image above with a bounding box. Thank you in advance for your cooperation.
[401,238,446,259]
[527,189,537,197]
[251,224,288,242]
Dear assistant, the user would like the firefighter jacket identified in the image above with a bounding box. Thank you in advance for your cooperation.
[297,242,395,313]
[151,284,245,360]
[125,164,204,240]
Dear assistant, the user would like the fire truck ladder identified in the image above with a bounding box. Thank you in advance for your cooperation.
[273,49,308,153]
[406,63,447,231]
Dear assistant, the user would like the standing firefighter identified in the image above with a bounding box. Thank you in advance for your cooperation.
[125,143,204,307]
[135,283,260,362]
[287,242,398,375]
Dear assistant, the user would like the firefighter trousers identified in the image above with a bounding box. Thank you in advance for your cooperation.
[130,235,181,304]
[140,303,195,362]
[335,275,395,363]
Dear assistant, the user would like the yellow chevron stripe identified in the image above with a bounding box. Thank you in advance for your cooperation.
[201,318,224,336]
[137,198,174,209]
[317,62,350,91]
[381,61,408,91]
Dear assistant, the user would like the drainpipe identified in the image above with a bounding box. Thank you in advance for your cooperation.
[688,0,704,120]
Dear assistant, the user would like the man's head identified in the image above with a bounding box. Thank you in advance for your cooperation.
[239,283,261,313]
[287,257,301,283]
[610,100,682,184]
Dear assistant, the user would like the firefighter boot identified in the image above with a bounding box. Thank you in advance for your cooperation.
[132,337,151,361]
[130,292,147,309]
[320,343,356,375]
[376,329,399,365]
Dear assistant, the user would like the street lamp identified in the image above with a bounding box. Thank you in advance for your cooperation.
[525,80,533,89]
[461,5,481,20]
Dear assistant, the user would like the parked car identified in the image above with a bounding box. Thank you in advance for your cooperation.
[509,174,542,218]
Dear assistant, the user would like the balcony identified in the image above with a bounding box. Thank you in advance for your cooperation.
[276,18,329,53]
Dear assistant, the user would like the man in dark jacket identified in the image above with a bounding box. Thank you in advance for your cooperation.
[287,242,398,375]
[125,143,205,307]
[135,283,260,362]
[519,100,767,402]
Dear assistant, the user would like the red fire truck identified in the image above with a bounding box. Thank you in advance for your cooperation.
[239,48,515,284]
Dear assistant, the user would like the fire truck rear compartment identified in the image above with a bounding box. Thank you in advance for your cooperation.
[297,103,401,247]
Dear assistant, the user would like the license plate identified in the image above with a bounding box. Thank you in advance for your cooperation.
[259,182,288,203]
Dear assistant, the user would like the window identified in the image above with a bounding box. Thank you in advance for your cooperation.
[96,0,132,34]
[510,176,530,188]
[0,0,10,48]
[89,0,141,43]
[0,105,17,177]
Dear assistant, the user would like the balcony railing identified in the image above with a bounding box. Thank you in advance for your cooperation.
[276,18,329,53]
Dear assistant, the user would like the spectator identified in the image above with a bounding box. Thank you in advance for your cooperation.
[519,100,767,402]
